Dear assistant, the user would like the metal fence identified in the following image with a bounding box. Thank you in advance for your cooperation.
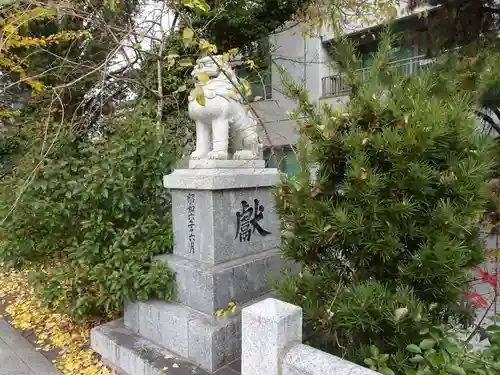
[321,55,435,97]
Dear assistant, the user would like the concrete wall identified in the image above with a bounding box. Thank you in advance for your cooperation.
[252,23,332,147]
[319,95,349,111]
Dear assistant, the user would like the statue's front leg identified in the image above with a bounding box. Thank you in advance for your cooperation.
[207,118,229,160]
[190,120,211,159]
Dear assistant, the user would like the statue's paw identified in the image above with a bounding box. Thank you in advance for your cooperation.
[233,150,258,160]
[190,150,208,159]
[207,150,229,160]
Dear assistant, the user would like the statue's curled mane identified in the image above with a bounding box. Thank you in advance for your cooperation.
[191,57,242,100]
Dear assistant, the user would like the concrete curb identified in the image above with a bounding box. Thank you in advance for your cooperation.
[0,320,62,375]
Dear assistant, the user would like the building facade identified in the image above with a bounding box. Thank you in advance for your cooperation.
[248,1,440,175]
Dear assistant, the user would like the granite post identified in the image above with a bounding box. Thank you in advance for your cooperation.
[241,298,302,375]
[241,298,381,375]
[91,159,293,374]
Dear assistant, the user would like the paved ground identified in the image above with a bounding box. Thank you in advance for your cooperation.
[0,320,61,375]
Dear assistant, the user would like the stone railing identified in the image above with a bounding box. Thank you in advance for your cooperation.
[241,298,380,375]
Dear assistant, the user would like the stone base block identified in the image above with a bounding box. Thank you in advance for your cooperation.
[188,159,265,169]
[122,300,244,372]
[91,319,240,375]
[169,185,281,264]
[155,249,289,314]
[164,167,279,190]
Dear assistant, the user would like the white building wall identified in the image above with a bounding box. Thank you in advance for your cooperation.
[251,3,412,146]
[254,1,480,149]
[320,0,439,42]
[252,24,332,147]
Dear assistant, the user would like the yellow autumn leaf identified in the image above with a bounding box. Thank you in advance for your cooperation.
[194,0,211,11]
[0,268,115,374]
[3,24,16,34]
[177,57,193,68]
[191,86,205,106]
[245,60,256,69]
[182,27,194,47]
[197,71,210,83]
[387,6,398,19]
[196,95,205,106]
[198,39,217,54]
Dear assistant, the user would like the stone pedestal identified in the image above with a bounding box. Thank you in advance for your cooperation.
[91,160,293,375]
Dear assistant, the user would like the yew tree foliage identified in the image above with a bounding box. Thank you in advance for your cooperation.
[274,33,497,362]
[425,42,500,141]
[0,111,179,318]
[407,0,500,53]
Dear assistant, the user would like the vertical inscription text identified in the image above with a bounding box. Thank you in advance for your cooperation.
[187,193,196,254]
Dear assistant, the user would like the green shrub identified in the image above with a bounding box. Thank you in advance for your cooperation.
[0,134,20,178]
[365,316,500,375]
[274,31,496,362]
[0,112,180,318]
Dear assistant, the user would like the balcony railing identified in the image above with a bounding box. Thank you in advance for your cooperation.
[321,55,435,98]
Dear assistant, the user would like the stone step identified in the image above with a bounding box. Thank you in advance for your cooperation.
[123,301,241,372]
[91,319,240,375]
[154,248,290,315]
[123,293,278,373]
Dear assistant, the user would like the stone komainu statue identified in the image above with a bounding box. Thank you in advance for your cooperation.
[188,55,262,160]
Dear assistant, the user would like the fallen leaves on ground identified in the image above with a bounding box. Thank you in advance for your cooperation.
[0,267,115,375]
